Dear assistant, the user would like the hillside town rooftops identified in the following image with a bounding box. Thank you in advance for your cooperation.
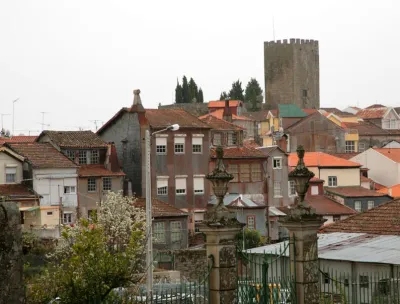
[325,186,388,198]
[145,109,211,129]
[210,145,267,159]
[133,198,188,217]
[200,115,243,131]
[288,152,361,168]
[78,165,125,177]
[208,100,242,108]
[37,130,107,148]
[0,135,37,145]
[357,106,388,119]
[209,194,266,208]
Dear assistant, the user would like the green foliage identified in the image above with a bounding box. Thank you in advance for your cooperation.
[219,91,229,100]
[245,78,263,111]
[175,76,204,103]
[236,229,262,250]
[229,80,245,101]
[26,193,146,304]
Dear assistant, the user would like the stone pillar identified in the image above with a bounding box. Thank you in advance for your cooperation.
[280,216,325,304]
[200,222,242,304]
[0,200,24,303]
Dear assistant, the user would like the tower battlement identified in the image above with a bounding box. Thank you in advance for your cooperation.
[264,38,319,47]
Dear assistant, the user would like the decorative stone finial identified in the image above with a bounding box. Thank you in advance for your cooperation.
[133,89,142,105]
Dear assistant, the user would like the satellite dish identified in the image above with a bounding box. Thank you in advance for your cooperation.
[279,127,284,133]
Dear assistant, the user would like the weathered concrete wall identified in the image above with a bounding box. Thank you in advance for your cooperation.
[264,39,320,109]
[0,201,24,303]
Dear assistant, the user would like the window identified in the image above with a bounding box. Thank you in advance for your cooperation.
[229,164,239,182]
[192,137,202,153]
[64,186,76,194]
[311,185,319,195]
[174,137,185,154]
[367,200,374,209]
[153,222,165,243]
[355,201,362,212]
[390,119,397,129]
[46,211,53,216]
[227,133,237,146]
[5,167,16,183]
[273,158,282,169]
[175,177,186,195]
[171,221,182,242]
[251,163,262,181]
[289,181,296,196]
[274,181,282,197]
[194,177,204,194]
[91,150,99,164]
[213,133,222,146]
[328,176,337,187]
[63,212,72,224]
[302,89,308,98]
[333,215,340,222]
[88,178,97,192]
[157,178,168,196]
[103,177,112,191]
[65,150,75,160]
[345,141,355,153]
[156,137,167,154]
[359,143,366,152]
[247,215,255,230]
[360,275,369,288]
[79,150,87,164]
[240,164,250,182]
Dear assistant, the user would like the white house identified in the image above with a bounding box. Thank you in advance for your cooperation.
[357,106,400,130]
[7,142,78,228]
[351,148,400,187]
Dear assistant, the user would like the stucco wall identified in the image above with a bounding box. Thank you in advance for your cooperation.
[319,168,360,187]
[0,152,23,184]
[235,208,267,236]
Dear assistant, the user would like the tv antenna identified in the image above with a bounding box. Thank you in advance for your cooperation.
[90,120,103,131]
[39,112,50,131]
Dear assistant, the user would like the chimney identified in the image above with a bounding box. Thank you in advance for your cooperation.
[130,89,145,113]
[223,98,232,122]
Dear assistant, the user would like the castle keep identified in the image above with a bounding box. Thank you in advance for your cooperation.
[264,38,320,109]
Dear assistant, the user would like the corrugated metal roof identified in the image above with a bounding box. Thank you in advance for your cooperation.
[246,232,400,264]
[209,194,265,208]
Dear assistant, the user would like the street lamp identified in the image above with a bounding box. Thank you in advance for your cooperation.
[145,123,179,299]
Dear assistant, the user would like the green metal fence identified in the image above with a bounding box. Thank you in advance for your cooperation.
[320,267,400,304]
[237,239,296,304]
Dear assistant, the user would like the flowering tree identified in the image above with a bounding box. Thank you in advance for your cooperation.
[27,192,146,304]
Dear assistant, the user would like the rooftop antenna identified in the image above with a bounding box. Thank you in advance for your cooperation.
[0,113,11,130]
[40,112,50,131]
[90,120,102,131]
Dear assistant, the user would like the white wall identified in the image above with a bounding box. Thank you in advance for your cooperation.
[33,168,78,208]
[320,168,361,186]
[0,152,23,184]
[383,141,400,148]
[351,149,400,187]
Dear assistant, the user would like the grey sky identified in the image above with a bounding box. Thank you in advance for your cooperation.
[1,0,399,134]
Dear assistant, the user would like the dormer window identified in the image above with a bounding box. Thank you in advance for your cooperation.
[227,133,237,146]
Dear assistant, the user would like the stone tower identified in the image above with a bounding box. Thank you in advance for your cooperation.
[264,38,320,109]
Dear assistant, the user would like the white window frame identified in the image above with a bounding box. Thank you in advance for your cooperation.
[156,137,167,155]
[175,176,187,195]
[91,150,99,164]
[288,181,296,196]
[171,221,182,242]
[251,163,262,182]
[247,215,256,230]
[5,166,17,183]
[311,185,319,196]
[153,222,166,243]
[227,133,238,146]
[103,177,112,191]
[213,133,222,146]
[65,150,75,160]
[274,181,282,198]
[63,212,73,224]
[367,200,374,210]
[355,201,362,212]
[174,137,185,154]
[192,137,203,154]
[194,176,204,195]
[328,176,337,187]
[345,141,355,153]
[88,178,97,192]
[390,119,397,129]
[273,157,282,169]
[79,150,88,164]
[64,186,76,194]
[157,177,168,196]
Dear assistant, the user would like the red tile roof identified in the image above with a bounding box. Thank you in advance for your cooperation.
[78,165,125,177]
[325,186,390,197]
[357,107,387,119]
[37,130,107,148]
[0,184,41,199]
[329,152,361,160]
[6,143,78,169]
[133,198,188,217]
[302,108,319,115]
[200,115,243,131]
[310,177,325,183]
[378,184,400,198]
[210,145,267,159]
[343,121,400,136]
[208,100,242,108]
[373,148,400,163]
[0,136,37,145]
[321,198,400,235]
[199,109,254,121]
[366,104,386,109]
[288,152,361,168]
[241,110,270,121]
[360,175,372,183]
[145,109,211,129]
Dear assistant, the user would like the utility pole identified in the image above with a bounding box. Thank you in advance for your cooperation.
[40,112,50,131]
[0,113,10,131]
[12,98,19,136]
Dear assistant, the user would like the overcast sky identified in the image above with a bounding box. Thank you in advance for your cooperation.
[1,0,399,134]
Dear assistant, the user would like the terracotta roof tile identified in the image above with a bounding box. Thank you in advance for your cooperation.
[199,109,254,121]
[6,143,78,169]
[343,121,400,136]
[357,107,387,119]
[37,131,107,148]
[210,145,267,159]
[288,152,361,168]
[378,184,400,198]
[133,198,188,217]
[373,148,400,163]
[241,110,270,121]
[78,165,125,177]
[320,108,354,117]
[366,104,386,109]
[200,115,243,131]
[302,109,319,115]
[329,152,361,160]
[0,136,37,145]
[0,184,40,198]
[208,100,242,108]
[321,198,400,235]
[325,186,390,197]
[360,175,372,183]
[145,109,211,129]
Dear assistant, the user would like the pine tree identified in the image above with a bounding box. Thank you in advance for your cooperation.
[229,80,245,101]
[244,78,263,111]
[175,79,183,104]
[182,76,190,103]
[197,88,204,103]
[219,91,229,100]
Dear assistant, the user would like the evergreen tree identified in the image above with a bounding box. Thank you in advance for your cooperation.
[219,91,229,100]
[175,79,183,104]
[197,88,204,103]
[188,77,198,103]
[229,80,245,101]
[182,76,190,104]
[244,78,263,111]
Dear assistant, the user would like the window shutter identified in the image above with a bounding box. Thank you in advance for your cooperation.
[175,177,186,189]
[156,137,167,145]
[157,179,168,188]
[5,167,17,174]
[174,137,185,144]
[194,177,204,191]
[192,137,202,145]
